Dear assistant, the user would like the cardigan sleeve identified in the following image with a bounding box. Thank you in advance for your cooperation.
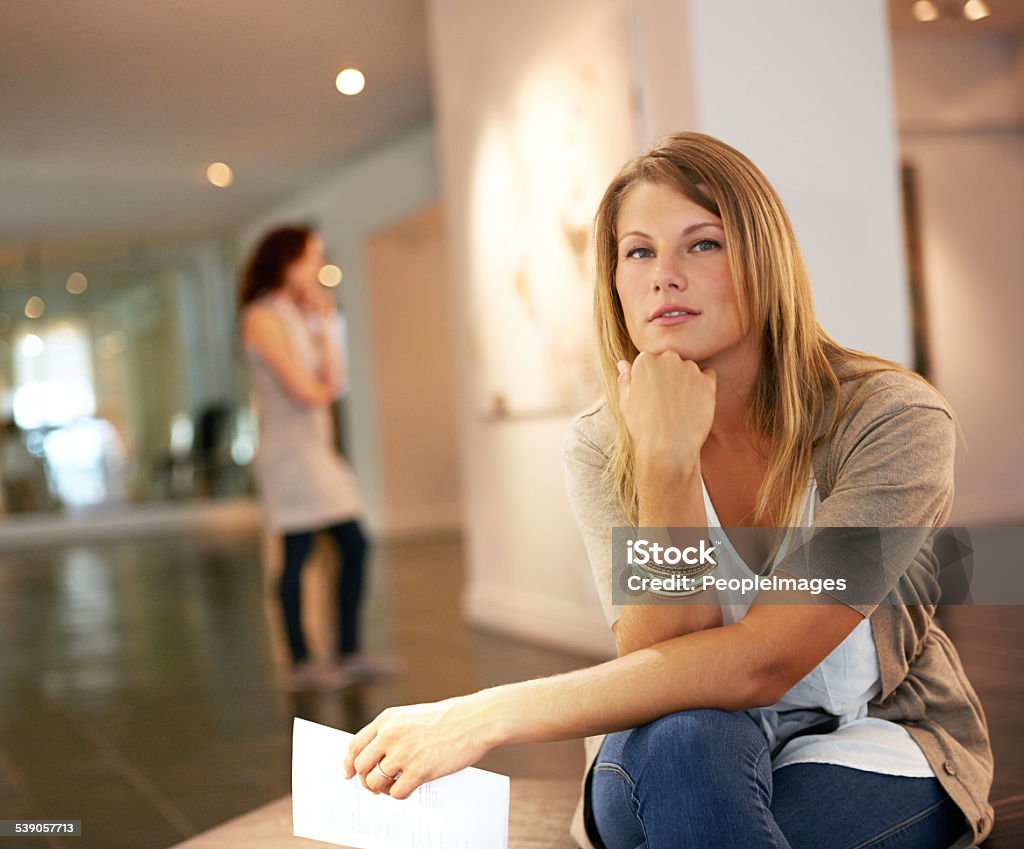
[562,402,628,628]
[776,385,956,617]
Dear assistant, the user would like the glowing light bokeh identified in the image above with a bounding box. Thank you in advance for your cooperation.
[206,162,234,187]
[66,272,88,294]
[335,68,365,95]
[25,296,45,319]
[318,264,343,287]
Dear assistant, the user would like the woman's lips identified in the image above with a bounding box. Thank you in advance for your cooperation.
[649,309,699,326]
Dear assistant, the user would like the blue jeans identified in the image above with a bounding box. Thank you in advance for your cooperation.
[280,520,368,663]
[589,709,967,849]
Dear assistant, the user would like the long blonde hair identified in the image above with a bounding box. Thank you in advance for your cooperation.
[594,132,903,526]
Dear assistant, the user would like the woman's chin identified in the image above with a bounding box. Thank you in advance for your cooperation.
[639,344,700,361]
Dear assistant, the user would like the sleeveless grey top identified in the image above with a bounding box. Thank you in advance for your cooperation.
[243,295,363,532]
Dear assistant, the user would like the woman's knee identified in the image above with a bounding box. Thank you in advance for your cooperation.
[611,710,757,763]
[591,710,772,846]
[599,710,768,797]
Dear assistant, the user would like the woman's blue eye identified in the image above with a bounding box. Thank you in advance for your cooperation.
[692,238,720,252]
[625,246,654,259]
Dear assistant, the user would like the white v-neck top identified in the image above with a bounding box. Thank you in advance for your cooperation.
[702,478,934,777]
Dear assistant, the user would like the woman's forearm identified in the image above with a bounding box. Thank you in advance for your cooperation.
[615,459,723,654]
[636,456,704,527]
[476,619,775,748]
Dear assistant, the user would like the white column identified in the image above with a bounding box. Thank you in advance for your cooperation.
[637,0,910,363]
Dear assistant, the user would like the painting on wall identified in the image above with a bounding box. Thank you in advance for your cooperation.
[900,163,932,381]
[466,6,641,420]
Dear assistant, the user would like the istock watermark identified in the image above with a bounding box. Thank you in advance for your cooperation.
[625,538,719,568]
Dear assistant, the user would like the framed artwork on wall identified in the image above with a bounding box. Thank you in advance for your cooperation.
[901,162,932,381]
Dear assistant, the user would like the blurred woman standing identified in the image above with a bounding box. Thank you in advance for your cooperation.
[239,225,391,691]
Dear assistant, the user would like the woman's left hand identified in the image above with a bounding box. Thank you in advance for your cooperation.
[343,696,497,799]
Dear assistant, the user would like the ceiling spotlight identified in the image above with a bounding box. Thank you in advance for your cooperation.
[24,296,45,319]
[66,271,88,294]
[912,0,940,21]
[318,264,343,287]
[206,162,234,188]
[335,68,365,96]
[963,0,991,20]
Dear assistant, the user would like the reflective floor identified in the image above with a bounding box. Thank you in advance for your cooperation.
[0,529,1020,849]
[0,530,591,849]
[939,605,1024,804]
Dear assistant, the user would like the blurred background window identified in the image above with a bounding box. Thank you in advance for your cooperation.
[12,322,95,429]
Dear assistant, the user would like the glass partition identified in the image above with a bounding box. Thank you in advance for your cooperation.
[0,241,255,518]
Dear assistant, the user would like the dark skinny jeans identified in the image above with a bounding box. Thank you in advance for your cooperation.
[279,519,368,664]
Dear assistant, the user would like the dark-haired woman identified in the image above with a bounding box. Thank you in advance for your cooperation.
[240,225,391,691]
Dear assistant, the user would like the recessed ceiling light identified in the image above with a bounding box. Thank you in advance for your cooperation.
[963,0,990,21]
[912,0,940,22]
[318,264,343,287]
[66,271,88,294]
[335,68,365,96]
[24,296,45,319]
[206,162,234,188]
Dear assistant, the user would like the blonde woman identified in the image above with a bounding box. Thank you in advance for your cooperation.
[342,134,992,849]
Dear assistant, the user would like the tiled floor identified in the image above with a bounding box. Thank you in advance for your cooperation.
[0,530,590,849]
[1,527,1020,849]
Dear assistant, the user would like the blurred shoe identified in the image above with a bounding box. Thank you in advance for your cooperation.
[313,663,355,691]
[332,652,403,683]
[283,661,322,692]
[283,660,354,692]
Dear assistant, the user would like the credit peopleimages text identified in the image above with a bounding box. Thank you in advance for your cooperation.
[626,573,848,596]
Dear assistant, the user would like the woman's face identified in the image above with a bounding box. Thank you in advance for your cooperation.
[615,181,756,370]
[282,234,325,297]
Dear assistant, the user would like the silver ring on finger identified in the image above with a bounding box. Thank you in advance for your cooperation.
[375,762,398,782]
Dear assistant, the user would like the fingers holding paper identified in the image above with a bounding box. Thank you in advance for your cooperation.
[343,697,494,800]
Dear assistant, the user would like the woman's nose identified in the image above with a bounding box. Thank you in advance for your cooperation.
[652,265,685,292]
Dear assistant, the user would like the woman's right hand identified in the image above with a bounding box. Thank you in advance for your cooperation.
[617,352,716,475]
[615,353,721,646]
[344,695,499,800]
[297,282,337,318]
